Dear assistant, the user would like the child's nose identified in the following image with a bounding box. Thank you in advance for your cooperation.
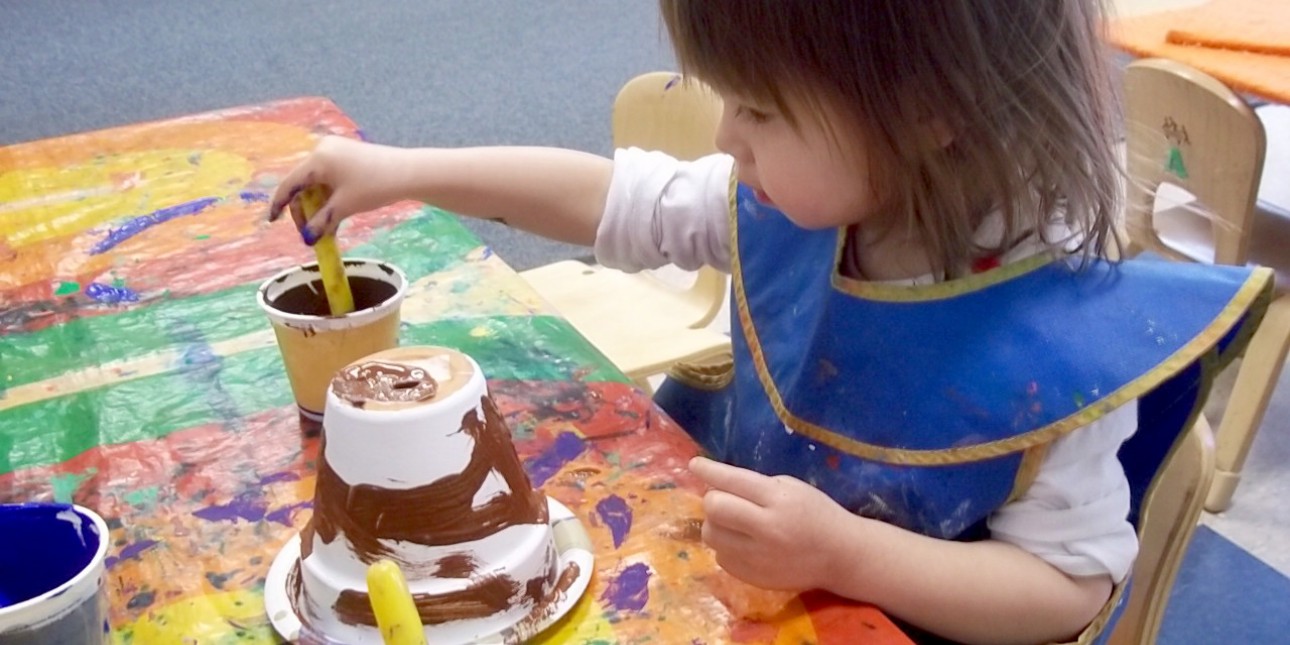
[714,106,748,161]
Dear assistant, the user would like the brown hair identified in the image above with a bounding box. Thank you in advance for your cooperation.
[660,0,1122,277]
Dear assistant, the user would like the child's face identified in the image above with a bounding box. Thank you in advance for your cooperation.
[715,92,879,229]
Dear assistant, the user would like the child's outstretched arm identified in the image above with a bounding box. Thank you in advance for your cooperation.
[267,136,613,246]
[690,457,1110,645]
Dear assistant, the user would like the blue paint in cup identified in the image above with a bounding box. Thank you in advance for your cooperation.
[0,504,110,644]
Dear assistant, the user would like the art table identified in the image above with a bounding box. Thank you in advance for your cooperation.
[0,98,912,644]
[1107,0,1290,104]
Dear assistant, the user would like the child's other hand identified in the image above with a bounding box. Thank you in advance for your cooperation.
[690,456,852,592]
[267,136,411,244]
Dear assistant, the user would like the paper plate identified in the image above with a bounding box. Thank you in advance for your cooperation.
[264,497,594,645]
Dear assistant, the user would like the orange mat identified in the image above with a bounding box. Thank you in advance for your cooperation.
[1108,0,1290,103]
[1163,0,1290,57]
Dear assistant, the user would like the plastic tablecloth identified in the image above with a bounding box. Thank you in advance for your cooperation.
[0,98,911,644]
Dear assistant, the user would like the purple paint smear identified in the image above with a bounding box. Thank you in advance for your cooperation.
[91,197,220,254]
[601,562,651,612]
[193,492,268,524]
[105,539,158,570]
[259,472,300,485]
[85,282,139,304]
[239,191,270,203]
[265,501,312,526]
[524,432,586,486]
[595,495,633,548]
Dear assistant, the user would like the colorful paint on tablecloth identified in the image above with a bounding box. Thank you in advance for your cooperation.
[0,98,911,644]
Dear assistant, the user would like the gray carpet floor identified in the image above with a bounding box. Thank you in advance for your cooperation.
[0,0,675,269]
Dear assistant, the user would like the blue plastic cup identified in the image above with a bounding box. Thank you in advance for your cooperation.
[0,504,110,644]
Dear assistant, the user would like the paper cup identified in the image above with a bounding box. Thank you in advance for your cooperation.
[0,504,110,645]
[257,259,408,420]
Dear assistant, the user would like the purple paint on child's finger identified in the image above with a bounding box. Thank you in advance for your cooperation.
[269,185,305,220]
[595,495,633,548]
[601,562,651,611]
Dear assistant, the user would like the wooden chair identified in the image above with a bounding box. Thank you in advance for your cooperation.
[521,72,731,390]
[1123,58,1290,511]
[1107,418,1216,645]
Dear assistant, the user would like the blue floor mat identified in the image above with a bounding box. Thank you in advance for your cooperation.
[1160,525,1290,643]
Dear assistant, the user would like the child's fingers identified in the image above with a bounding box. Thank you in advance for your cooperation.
[700,517,755,553]
[267,164,316,223]
[690,457,773,507]
[702,488,764,536]
[300,191,345,245]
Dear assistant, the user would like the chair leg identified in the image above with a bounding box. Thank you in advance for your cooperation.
[1206,295,1290,512]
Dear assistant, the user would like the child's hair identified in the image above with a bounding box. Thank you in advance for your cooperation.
[660,0,1122,277]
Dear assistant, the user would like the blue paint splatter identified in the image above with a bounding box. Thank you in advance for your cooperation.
[105,539,158,570]
[193,492,268,524]
[664,74,681,90]
[596,495,633,548]
[165,318,242,430]
[91,197,220,254]
[239,191,270,203]
[524,432,586,486]
[265,502,312,527]
[259,472,300,485]
[480,246,494,259]
[84,282,139,304]
[601,562,651,611]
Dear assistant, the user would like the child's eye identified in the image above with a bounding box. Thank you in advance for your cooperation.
[736,105,773,124]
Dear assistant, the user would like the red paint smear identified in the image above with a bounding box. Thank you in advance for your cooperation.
[111,202,416,297]
[729,620,779,643]
[800,590,913,645]
[0,405,315,516]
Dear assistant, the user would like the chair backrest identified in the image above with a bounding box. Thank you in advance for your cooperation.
[1123,58,1266,265]
[612,72,724,162]
[1108,417,1216,645]
[611,72,728,328]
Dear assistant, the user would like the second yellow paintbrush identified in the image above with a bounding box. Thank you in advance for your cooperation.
[367,560,427,645]
[299,186,355,316]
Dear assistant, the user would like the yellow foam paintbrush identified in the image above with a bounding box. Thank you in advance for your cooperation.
[367,560,427,645]
[299,185,355,316]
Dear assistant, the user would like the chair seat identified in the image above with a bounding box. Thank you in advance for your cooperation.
[522,260,731,379]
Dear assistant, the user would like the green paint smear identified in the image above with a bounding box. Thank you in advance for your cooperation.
[54,281,81,296]
[50,469,96,503]
[0,316,622,476]
[2,208,477,389]
[123,485,160,506]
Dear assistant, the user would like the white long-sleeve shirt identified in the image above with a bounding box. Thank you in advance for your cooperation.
[593,147,1139,582]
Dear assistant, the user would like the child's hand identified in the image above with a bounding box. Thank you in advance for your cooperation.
[268,136,412,244]
[689,456,854,592]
